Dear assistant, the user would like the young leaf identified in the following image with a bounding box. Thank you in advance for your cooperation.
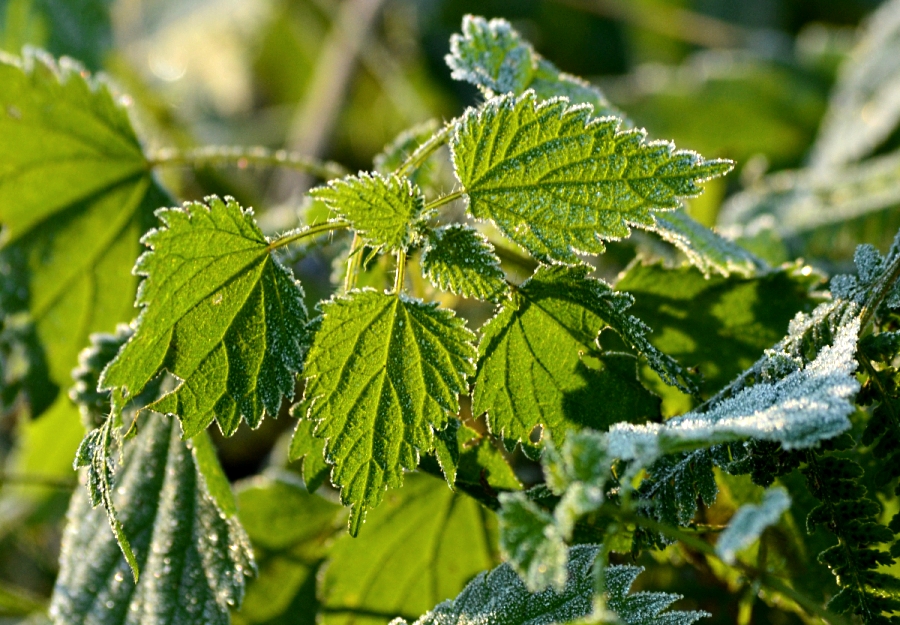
[474,265,683,454]
[642,209,765,278]
[715,488,791,564]
[445,15,621,118]
[421,224,508,301]
[320,473,497,625]
[497,492,568,593]
[101,196,309,438]
[393,544,598,625]
[311,173,425,251]
[450,91,733,264]
[297,290,476,533]
[0,51,166,416]
[605,565,708,625]
[50,413,255,624]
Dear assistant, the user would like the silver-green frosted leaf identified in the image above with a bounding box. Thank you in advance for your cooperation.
[0,50,166,417]
[51,413,255,625]
[497,492,568,593]
[100,196,309,438]
[641,209,764,278]
[605,565,708,625]
[450,92,733,263]
[810,0,900,168]
[421,224,507,301]
[445,15,621,118]
[311,173,425,251]
[395,544,598,625]
[297,290,476,533]
[474,265,687,454]
[715,488,790,564]
[321,473,497,625]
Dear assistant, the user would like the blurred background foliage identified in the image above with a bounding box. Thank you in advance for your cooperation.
[0,0,897,623]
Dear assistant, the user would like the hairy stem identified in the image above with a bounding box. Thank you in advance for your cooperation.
[147,146,347,180]
[395,123,453,176]
[423,190,465,212]
[268,220,350,252]
[394,249,407,294]
[344,233,364,293]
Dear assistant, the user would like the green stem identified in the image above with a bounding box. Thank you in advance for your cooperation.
[268,220,350,252]
[344,232,364,293]
[395,123,453,176]
[423,190,465,212]
[394,249,407,294]
[147,146,348,180]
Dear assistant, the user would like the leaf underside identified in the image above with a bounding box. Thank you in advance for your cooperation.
[51,413,254,625]
[297,290,476,533]
[101,196,309,438]
[451,91,732,264]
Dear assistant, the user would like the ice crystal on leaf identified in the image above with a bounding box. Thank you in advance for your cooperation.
[450,92,733,264]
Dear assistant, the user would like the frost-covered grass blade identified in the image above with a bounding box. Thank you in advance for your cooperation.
[101,196,309,438]
[450,91,733,264]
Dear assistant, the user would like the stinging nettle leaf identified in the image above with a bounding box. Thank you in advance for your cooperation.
[51,413,255,625]
[445,15,621,118]
[421,224,508,302]
[605,565,708,625]
[474,265,689,455]
[450,91,733,264]
[715,488,791,564]
[393,544,598,625]
[311,172,425,251]
[0,50,167,416]
[296,290,476,533]
[101,196,309,438]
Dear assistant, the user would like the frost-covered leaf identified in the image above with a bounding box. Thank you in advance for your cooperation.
[497,492,568,593]
[320,473,497,625]
[297,290,476,533]
[374,119,442,175]
[606,313,861,466]
[719,149,900,261]
[101,196,309,438]
[0,51,166,417]
[715,488,790,564]
[617,262,817,396]
[445,15,621,118]
[810,0,900,168]
[830,240,900,308]
[421,224,507,301]
[474,265,688,454]
[641,209,764,278]
[311,173,425,251]
[605,565,708,625]
[396,544,598,625]
[50,413,255,624]
[450,92,732,264]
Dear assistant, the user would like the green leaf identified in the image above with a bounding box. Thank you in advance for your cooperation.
[288,417,330,494]
[497,492,568,593]
[297,290,476,533]
[715,488,790,564]
[101,196,310,438]
[605,565,708,625]
[311,173,424,251]
[445,15,621,118]
[616,262,818,396]
[0,51,166,416]
[421,224,507,302]
[395,544,598,625]
[233,471,343,625]
[455,424,522,492]
[320,473,497,625]
[809,0,900,168]
[474,265,680,455]
[641,209,764,278]
[0,0,113,70]
[51,413,255,624]
[450,91,732,264]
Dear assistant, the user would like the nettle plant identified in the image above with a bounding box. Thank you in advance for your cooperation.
[3,11,900,625]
